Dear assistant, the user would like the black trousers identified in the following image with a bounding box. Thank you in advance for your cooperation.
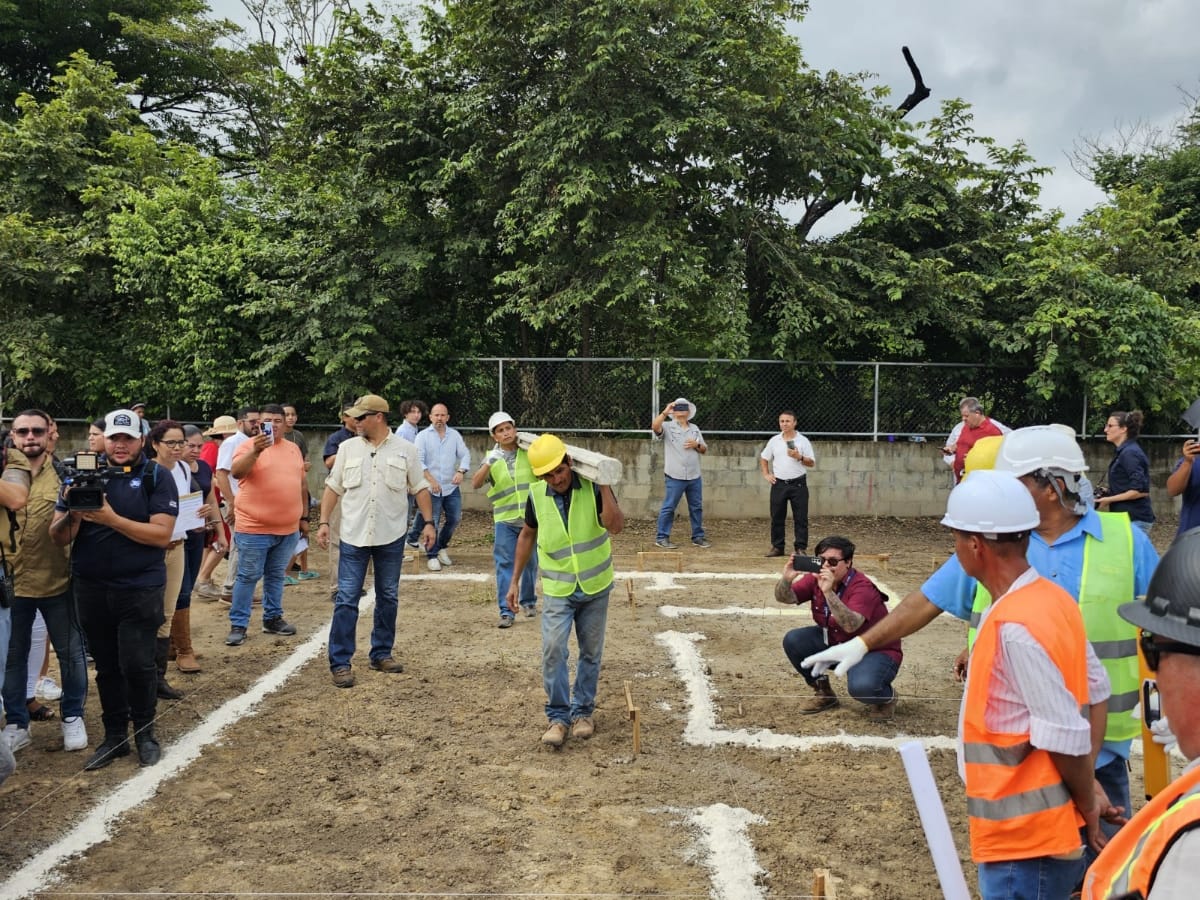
[769,478,809,552]
[75,576,164,735]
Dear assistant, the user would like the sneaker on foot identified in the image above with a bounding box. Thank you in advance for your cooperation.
[654,539,678,550]
[62,716,89,752]
[437,549,453,566]
[262,617,297,636]
[498,615,514,629]
[3,724,32,753]
[225,625,247,646]
[522,604,537,617]
[332,667,356,688]
[369,657,405,673]
[194,580,220,601]
[36,676,63,700]
[284,575,299,586]
[406,540,420,549]
[298,570,319,580]
[692,538,712,548]
[541,722,568,747]
[427,557,442,572]
[570,716,595,740]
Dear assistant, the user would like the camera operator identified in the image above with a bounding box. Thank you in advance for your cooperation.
[1,410,89,757]
[775,536,902,721]
[50,409,178,770]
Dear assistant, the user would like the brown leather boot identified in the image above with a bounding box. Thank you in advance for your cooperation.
[171,610,202,674]
[801,676,839,714]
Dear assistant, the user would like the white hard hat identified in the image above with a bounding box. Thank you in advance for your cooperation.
[488,411,515,432]
[993,425,1087,477]
[941,470,1040,537]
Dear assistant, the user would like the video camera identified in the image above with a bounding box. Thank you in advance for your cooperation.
[790,553,823,574]
[60,452,106,511]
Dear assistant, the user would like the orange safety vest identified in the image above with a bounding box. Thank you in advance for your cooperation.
[963,577,1090,863]
[1082,764,1200,899]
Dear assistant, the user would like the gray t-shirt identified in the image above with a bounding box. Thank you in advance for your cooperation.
[658,418,705,481]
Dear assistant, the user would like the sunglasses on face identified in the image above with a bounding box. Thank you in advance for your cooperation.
[818,556,845,567]
[13,427,47,436]
[1140,629,1200,671]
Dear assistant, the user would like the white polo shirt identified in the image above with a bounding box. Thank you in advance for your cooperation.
[760,433,814,480]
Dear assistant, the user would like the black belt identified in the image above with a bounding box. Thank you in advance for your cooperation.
[776,476,806,485]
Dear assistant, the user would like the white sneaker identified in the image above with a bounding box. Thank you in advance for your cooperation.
[62,716,88,752]
[3,724,32,753]
[437,549,453,566]
[427,557,442,572]
[36,676,63,700]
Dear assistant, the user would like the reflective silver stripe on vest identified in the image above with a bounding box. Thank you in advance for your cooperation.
[967,782,1071,822]
[545,532,610,562]
[962,741,1032,767]
[1107,689,1139,714]
[494,500,522,516]
[970,610,982,631]
[491,484,517,501]
[1092,638,1137,660]
[538,552,613,586]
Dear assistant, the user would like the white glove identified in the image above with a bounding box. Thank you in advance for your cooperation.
[802,636,868,678]
[1151,716,1177,753]
[484,447,503,465]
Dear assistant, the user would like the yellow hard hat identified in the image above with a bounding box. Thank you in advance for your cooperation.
[528,433,567,476]
[963,434,1004,477]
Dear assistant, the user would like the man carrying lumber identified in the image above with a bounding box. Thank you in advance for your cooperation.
[508,434,624,748]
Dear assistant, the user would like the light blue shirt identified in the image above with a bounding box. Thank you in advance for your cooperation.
[395,421,418,443]
[414,425,470,496]
[924,508,1159,765]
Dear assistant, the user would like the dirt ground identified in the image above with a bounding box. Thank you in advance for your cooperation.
[0,509,1179,898]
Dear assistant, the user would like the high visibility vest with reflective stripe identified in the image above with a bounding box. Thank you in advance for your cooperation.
[963,578,1089,863]
[1082,765,1200,899]
[529,479,613,598]
[967,512,1140,742]
[486,450,532,525]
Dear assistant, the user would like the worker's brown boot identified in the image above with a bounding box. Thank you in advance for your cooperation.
[801,676,839,714]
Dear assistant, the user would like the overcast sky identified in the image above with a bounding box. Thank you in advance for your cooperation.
[794,0,1200,228]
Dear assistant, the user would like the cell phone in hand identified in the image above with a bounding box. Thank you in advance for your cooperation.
[786,439,795,450]
[261,421,274,444]
[791,553,822,573]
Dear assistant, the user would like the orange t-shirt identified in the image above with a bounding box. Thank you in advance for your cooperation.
[232,439,304,535]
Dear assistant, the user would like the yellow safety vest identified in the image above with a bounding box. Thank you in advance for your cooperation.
[486,449,532,525]
[529,478,613,597]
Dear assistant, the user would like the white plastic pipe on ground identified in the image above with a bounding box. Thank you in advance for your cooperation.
[898,739,971,900]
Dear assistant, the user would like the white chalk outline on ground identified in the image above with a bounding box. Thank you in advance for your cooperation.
[657,803,767,900]
[0,593,375,900]
[655,630,958,752]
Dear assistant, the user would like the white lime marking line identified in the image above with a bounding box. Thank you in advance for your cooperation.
[667,803,768,900]
[655,630,957,752]
[0,594,374,899]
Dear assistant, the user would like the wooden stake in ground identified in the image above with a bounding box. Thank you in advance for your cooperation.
[626,578,635,617]
[637,550,682,572]
[623,680,641,755]
[812,868,837,899]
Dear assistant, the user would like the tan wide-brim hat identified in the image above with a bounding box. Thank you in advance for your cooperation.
[203,415,238,437]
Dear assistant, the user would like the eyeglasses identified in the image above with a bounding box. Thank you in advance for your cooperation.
[159,439,187,448]
[13,427,47,436]
[818,556,845,567]
[1140,629,1200,671]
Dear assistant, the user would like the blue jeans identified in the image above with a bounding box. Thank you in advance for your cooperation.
[0,605,9,722]
[328,537,406,670]
[2,591,89,725]
[409,490,461,557]
[542,586,611,725]
[494,522,537,616]
[231,531,298,628]
[1132,519,1153,536]
[782,625,899,704]
[656,476,705,542]
[977,854,1082,900]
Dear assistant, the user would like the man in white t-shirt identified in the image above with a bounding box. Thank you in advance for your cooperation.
[759,410,815,557]
[212,406,259,601]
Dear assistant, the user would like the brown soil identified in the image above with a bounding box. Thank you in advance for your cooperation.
[0,510,1177,898]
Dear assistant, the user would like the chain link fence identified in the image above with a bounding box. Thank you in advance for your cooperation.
[0,357,1176,440]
